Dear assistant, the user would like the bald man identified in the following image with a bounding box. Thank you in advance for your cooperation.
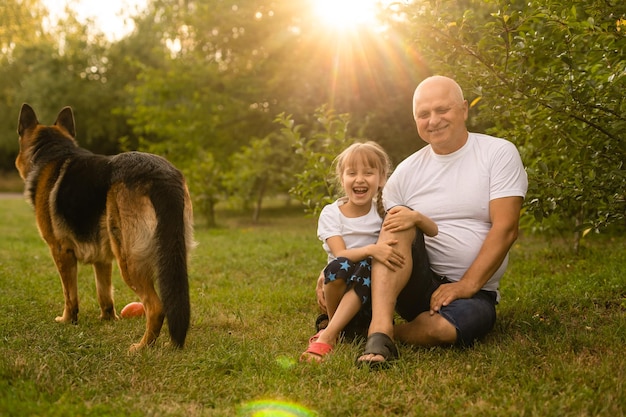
[356,76,528,367]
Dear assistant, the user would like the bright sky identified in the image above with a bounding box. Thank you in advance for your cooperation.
[314,0,381,29]
[314,0,407,32]
[41,0,147,41]
[40,0,401,41]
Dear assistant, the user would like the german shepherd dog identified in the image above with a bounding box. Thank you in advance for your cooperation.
[15,104,195,352]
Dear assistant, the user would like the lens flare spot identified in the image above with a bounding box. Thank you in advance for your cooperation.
[238,400,316,417]
[275,355,296,369]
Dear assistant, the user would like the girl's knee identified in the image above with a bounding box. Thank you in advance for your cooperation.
[324,279,347,296]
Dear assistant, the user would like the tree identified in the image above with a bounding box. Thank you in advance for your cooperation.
[280,105,357,217]
[400,0,626,248]
[184,150,221,227]
[120,0,289,225]
[223,133,296,223]
[121,0,431,223]
[0,0,144,173]
[0,0,49,170]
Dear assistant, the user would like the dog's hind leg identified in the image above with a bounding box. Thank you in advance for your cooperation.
[117,255,164,352]
[134,282,164,352]
[108,186,165,352]
[93,261,117,320]
[49,243,79,324]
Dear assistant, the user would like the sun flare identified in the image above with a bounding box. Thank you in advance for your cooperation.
[312,0,381,30]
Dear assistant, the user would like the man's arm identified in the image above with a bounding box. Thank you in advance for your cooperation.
[429,196,523,314]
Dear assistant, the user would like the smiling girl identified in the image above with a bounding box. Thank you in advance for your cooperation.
[300,141,438,362]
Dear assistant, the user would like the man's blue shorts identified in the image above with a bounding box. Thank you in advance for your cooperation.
[395,230,497,346]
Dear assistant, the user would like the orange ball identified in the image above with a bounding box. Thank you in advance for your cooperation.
[120,301,145,318]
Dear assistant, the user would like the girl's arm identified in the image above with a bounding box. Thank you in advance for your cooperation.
[325,235,370,262]
[382,206,438,237]
[325,235,405,270]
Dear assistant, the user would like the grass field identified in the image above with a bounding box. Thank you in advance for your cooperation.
[0,195,624,416]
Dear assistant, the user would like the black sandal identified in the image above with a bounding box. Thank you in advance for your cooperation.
[356,332,399,369]
[315,314,329,332]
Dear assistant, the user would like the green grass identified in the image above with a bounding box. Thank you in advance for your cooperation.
[0,196,624,416]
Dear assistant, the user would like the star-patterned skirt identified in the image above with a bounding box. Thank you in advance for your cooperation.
[323,257,372,306]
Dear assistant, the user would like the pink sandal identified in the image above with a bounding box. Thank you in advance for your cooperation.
[300,341,333,363]
[308,329,324,344]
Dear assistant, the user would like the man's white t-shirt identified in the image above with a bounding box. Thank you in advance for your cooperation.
[383,132,528,296]
[317,197,383,263]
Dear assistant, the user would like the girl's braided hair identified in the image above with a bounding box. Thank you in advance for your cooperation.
[332,141,392,218]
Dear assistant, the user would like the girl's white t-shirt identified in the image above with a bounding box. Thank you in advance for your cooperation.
[383,132,528,295]
[317,197,383,263]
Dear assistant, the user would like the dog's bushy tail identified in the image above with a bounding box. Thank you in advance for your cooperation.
[150,172,191,348]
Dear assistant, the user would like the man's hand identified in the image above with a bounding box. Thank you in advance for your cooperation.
[429,280,476,315]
